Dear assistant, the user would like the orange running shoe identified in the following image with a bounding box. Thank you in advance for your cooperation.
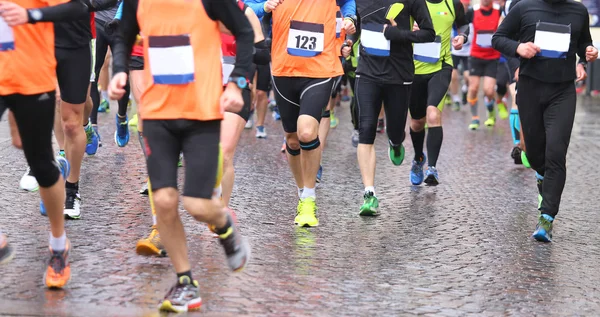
[44,240,71,289]
[136,225,167,257]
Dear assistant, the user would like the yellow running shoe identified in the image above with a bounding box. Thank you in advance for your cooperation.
[128,114,138,127]
[294,197,319,227]
[484,112,496,126]
[136,225,167,257]
[497,102,509,120]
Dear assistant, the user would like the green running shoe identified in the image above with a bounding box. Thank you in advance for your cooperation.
[521,151,531,168]
[388,141,405,166]
[359,191,379,216]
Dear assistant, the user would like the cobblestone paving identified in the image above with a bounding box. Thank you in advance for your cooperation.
[0,96,599,316]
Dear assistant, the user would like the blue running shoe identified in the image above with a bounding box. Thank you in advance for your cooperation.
[272,106,281,121]
[341,95,351,102]
[424,166,440,186]
[93,125,102,147]
[532,214,554,242]
[98,99,110,113]
[114,114,130,147]
[40,156,70,216]
[410,154,427,185]
[316,165,323,183]
[85,122,99,155]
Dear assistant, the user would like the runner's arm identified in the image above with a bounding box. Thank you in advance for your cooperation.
[384,0,435,43]
[491,2,521,57]
[88,0,119,12]
[246,8,270,65]
[114,0,123,19]
[336,0,356,18]
[112,0,140,75]
[27,0,89,22]
[243,0,267,19]
[577,6,594,64]
[204,0,254,79]
[453,0,469,43]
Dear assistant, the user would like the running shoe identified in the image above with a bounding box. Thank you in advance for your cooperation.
[272,106,281,121]
[330,114,339,128]
[93,125,102,147]
[359,191,379,216]
[218,213,251,271]
[424,166,440,186]
[0,236,15,265]
[388,141,405,166]
[280,138,286,153]
[410,154,426,185]
[140,179,149,195]
[497,102,509,120]
[351,129,359,148]
[114,114,130,147]
[511,146,523,165]
[44,240,71,288]
[295,197,319,227]
[484,112,496,127]
[532,214,554,243]
[316,165,323,183]
[98,99,110,113]
[85,122,99,155]
[128,114,138,127]
[19,167,39,192]
[444,94,452,106]
[268,99,276,111]
[64,188,81,220]
[178,153,183,167]
[40,156,70,216]
[468,119,480,130]
[521,151,531,168]
[136,225,167,257]
[256,126,267,138]
[452,101,461,112]
[462,90,468,105]
[245,112,254,129]
[158,276,202,313]
[376,118,385,133]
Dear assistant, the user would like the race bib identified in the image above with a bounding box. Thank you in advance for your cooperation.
[148,35,195,85]
[336,12,342,38]
[476,31,493,48]
[414,36,442,63]
[0,17,15,51]
[361,23,390,57]
[222,56,235,86]
[287,21,324,57]
[534,22,570,59]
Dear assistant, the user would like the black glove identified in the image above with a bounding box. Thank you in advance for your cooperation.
[105,19,120,36]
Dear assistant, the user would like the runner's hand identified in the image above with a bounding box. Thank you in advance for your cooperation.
[412,22,419,31]
[264,0,282,13]
[221,83,244,113]
[576,63,587,82]
[0,1,28,26]
[108,72,129,100]
[516,42,540,59]
[384,18,398,32]
[586,45,598,62]
[343,18,356,35]
[452,35,464,50]
[514,67,519,82]
[341,40,352,58]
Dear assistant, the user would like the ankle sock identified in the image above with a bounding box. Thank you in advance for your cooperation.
[49,231,67,252]
[301,187,316,199]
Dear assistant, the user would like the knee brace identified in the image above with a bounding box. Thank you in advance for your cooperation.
[286,143,301,156]
[322,110,331,118]
[299,137,320,151]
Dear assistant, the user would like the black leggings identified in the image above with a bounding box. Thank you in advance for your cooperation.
[348,75,358,130]
[496,62,512,97]
[0,93,60,188]
[355,76,411,145]
[90,20,130,125]
[516,76,576,218]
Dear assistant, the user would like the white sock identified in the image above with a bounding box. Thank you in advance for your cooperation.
[365,186,375,196]
[101,90,108,101]
[301,187,316,199]
[152,215,157,226]
[297,187,303,198]
[49,231,67,251]
[452,94,461,103]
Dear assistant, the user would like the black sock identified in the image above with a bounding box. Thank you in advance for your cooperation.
[176,270,193,283]
[215,217,232,236]
[410,128,425,161]
[426,127,443,167]
[66,181,79,191]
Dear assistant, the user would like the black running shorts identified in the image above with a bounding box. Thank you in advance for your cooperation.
[469,57,498,78]
[410,65,453,119]
[55,46,92,104]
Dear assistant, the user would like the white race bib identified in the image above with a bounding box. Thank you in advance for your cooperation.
[222,56,235,86]
[0,17,15,52]
[361,23,390,57]
[336,12,342,38]
[148,35,195,85]
[414,36,442,63]
[287,21,324,57]
[476,31,493,48]
[534,22,570,59]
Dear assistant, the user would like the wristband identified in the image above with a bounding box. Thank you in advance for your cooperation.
[27,9,43,23]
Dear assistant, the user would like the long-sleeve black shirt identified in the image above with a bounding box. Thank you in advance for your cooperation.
[356,0,436,83]
[52,0,118,49]
[113,0,254,81]
[492,0,593,83]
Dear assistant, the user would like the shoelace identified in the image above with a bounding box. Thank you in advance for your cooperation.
[65,189,77,209]
[49,251,66,274]
[220,230,239,255]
